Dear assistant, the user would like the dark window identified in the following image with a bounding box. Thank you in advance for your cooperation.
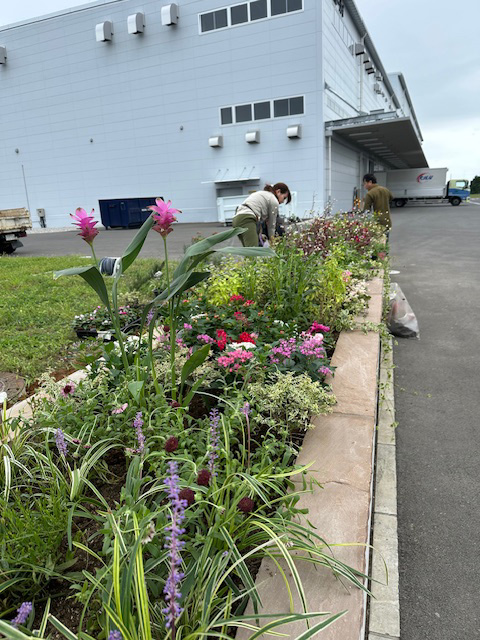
[254,101,271,120]
[250,0,268,20]
[231,3,248,24]
[200,12,215,32]
[273,98,289,117]
[289,96,304,115]
[287,0,302,11]
[271,0,287,16]
[214,8,228,29]
[221,107,233,125]
[235,104,253,122]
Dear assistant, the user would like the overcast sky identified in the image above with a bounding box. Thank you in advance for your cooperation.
[2,0,479,181]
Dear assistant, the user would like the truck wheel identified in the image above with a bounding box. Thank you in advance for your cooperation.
[0,243,15,255]
[450,197,461,206]
[394,199,406,208]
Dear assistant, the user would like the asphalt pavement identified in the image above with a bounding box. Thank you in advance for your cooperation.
[390,201,480,639]
[12,222,233,260]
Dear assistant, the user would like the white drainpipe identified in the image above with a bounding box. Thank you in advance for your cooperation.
[325,129,333,206]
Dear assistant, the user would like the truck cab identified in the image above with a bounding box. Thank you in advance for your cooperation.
[447,179,470,206]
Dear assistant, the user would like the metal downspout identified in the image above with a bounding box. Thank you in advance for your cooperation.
[326,130,332,208]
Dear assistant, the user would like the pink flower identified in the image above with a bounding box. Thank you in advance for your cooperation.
[217,349,254,371]
[61,382,75,398]
[112,402,128,414]
[342,270,352,282]
[308,322,330,334]
[230,295,244,302]
[149,198,180,237]
[183,323,192,330]
[70,208,99,245]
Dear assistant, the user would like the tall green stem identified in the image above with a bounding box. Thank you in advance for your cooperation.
[163,237,177,400]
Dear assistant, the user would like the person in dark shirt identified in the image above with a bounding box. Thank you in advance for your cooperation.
[363,173,393,231]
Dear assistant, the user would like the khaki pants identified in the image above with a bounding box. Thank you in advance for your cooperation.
[232,213,259,247]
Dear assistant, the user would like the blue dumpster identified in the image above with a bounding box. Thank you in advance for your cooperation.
[99,197,160,229]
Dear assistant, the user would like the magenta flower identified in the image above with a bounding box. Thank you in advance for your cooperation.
[149,199,180,237]
[70,208,99,245]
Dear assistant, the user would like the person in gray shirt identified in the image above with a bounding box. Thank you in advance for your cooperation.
[232,183,291,247]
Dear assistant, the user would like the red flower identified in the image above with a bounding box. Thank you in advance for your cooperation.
[216,329,228,350]
[179,487,195,506]
[238,497,254,513]
[234,311,248,324]
[230,295,244,302]
[165,436,179,452]
[197,469,211,486]
[238,332,255,344]
[243,300,255,306]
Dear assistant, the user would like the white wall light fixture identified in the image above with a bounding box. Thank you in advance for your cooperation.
[287,125,302,139]
[209,136,223,148]
[161,4,179,26]
[245,130,260,144]
[128,13,145,34]
[96,21,113,41]
[0,46,6,64]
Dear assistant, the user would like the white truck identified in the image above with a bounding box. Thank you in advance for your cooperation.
[375,168,470,208]
[0,208,32,254]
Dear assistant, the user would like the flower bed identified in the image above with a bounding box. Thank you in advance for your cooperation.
[0,204,388,639]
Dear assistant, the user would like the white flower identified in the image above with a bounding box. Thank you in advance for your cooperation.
[228,342,256,350]
[191,313,207,320]
[0,391,7,404]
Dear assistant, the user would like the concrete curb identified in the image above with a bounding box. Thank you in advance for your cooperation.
[367,339,400,640]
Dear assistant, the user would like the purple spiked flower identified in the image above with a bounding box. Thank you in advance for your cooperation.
[133,411,145,454]
[241,402,251,469]
[11,602,32,628]
[208,408,220,476]
[108,631,122,640]
[55,428,68,457]
[162,461,187,636]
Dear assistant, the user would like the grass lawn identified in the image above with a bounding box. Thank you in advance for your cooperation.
[0,255,162,382]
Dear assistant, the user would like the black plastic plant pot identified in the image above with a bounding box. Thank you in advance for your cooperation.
[75,328,98,339]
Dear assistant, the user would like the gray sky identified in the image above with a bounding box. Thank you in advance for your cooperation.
[2,0,479,181]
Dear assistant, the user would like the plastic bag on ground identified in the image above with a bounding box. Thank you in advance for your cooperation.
[387,282,420,338]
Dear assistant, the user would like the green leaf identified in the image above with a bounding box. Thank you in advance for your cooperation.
[0,621,32,640]
[174,227,244,277]
[180,344,210,387]
[128,381,144,403]
[0,577,23,595]
[120,215,155,272]
[47,616,79,640]
[215,246,276,258]
[53,266,111,311]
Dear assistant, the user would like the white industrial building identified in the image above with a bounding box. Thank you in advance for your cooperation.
[0,0,427,229]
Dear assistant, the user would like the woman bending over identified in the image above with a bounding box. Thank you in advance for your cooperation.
[232,183,291,247]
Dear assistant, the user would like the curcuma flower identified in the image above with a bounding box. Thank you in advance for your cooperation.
[55,428,68,457]
[70,208,99,245]
[11,602,32,628]
[163,461,187,632]
[149,198,180,237]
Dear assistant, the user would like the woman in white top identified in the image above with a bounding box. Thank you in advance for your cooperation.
[232,183,291,247]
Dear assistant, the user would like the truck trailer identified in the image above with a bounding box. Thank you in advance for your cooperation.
[375,168,470,207]
[0,208,32,254]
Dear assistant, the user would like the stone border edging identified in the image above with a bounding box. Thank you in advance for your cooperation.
[237,276,384,640]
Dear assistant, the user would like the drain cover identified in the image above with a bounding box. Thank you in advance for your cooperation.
[0,372,26,403]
